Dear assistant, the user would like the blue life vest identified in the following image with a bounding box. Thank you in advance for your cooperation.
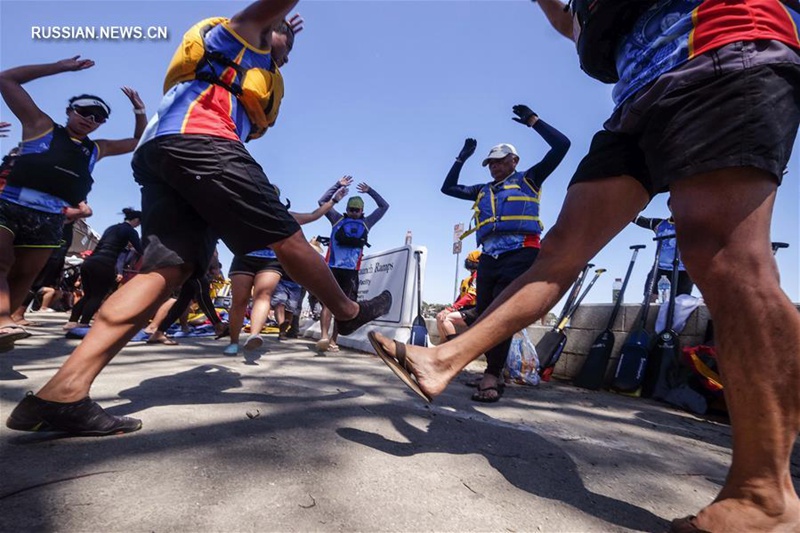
[464,172,543,246]
[333,217,370,248]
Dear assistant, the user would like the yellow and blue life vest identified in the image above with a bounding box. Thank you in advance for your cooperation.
[162,17,284,141]
[463,172,543,246]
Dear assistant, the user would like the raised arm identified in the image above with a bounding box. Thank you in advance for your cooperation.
[633,216,663,231]
[292,187,348,225]
[441,139,483,201]
[229,0,300,48]
[319,175,352,223]
[513,105,571,189]
[94,86,147,160]
[360,183,389,227]
[536,0,575,41]
[0,56,94,139]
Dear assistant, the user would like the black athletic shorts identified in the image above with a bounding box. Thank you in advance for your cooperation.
[229,255,285,277]
[132,135,301,274]
[330,267,359,301]
[460,306,478,326]
[0,200,64,248]
[571,44,800,195]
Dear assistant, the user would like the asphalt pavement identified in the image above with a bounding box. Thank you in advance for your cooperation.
[1,312,796,532]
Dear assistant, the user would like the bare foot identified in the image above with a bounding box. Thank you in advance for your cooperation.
[62,321,79,331]
[370,332,458,398]
[689,488,800,532]
[146,331,178,345]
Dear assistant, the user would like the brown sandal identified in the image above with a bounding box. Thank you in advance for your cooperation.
[368,331,431,402]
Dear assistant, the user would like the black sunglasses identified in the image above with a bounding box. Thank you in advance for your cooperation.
[72,106,107,124]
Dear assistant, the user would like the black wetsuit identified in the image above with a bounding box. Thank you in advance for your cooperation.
[70,222,142,325]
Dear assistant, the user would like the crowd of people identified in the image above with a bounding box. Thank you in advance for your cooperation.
[2,0,800,530]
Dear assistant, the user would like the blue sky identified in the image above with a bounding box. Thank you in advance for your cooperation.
[1,0,798,307]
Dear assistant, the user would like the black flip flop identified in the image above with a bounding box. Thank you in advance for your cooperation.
[367,331,431,403]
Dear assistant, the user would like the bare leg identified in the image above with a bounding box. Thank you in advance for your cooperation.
[330,322,340,347]
[144,298,176,334]
[36,265,190,403]
[11,305,27,324]
[669,168,800,531]
[319,306,332,344]
[371,177,649,397]
[247,270,281,337]
[39,287,56,310]
[437,311,465,342]
[0,238,52,331]
[228,274,254,346]
[271,231,358,320]
[274,304,286,327]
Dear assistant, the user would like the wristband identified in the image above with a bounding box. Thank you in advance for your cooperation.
[133,108,146,115]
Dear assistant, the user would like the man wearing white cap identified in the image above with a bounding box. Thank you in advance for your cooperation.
[439,104,570,402]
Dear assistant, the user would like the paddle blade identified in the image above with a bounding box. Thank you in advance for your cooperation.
[611,342,650,393]
[573,330,615,390]
[536,330,566,375]
[409,320,428,347]
[641,332,678,399]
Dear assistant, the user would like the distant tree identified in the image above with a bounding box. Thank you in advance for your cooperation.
[422,302,448,318]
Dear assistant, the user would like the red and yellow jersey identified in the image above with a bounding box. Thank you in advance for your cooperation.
[141,20,280,144]
[614,0,800,105]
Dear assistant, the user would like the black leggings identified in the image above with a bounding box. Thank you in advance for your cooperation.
[156,276,221,333]
[69,259,117,324]
[476,247,539,378]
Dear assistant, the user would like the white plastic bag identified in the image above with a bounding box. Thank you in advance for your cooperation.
[656,294,703,334]
[504,329,540,386]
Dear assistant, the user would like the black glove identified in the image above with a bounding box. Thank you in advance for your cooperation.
[512,104,538,126]
[457,138,477,162]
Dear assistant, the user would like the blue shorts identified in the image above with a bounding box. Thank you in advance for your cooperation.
[271,279,302,314]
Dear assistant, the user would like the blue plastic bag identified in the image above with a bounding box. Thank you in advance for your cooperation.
[504,329,540,386]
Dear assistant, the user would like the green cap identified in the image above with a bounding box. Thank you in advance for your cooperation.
[347,196,364,209]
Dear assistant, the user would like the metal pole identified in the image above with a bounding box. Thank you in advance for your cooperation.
[453,251,460,302]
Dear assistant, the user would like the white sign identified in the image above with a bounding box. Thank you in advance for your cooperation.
[453,222,464,243]
[302,244,428,352]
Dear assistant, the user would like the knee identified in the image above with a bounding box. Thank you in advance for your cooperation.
[679,237,778,296]
[270,230,305,254]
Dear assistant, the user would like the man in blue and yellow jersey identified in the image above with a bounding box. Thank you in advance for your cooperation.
[369,1,800,530]
[7,0,392,438]
[439,104,570,403]
[316,175,389,353]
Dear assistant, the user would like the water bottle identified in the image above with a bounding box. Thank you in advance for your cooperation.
[612,278,623,303]
[657,275,671,303]
[405,230,412,245]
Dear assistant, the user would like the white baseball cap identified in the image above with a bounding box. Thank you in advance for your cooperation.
[481,143,518,167]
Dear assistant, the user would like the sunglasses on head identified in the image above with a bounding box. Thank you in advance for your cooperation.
[71,106,107,124]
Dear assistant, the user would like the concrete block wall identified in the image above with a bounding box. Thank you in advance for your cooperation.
[528,303,711,383]
[426,303,713,385]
